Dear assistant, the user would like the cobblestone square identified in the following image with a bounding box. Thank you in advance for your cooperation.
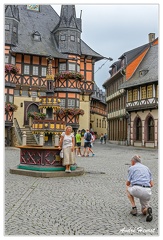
[5,141,158,236]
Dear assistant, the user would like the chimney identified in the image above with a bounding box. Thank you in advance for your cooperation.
[148,33,155,43]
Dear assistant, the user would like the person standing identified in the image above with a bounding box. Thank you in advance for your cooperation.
[126,155,154,222]
[82,129,92,157]
[100,133,104,144]
[103,133,107,144]
[58,126,75,173]
[75,130,82,156]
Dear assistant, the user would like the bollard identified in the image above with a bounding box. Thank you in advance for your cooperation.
[22,131,26,145]
[39,132,44,146]
[54,134,59,147]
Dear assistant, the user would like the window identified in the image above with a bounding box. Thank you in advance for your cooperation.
[128,90,132,102]
[70,35,75,41]
[147,85,153,98]
[77,64,80,72]
[33,31,41,41]
[33,66,38,75]
[27,5,40,11]
[24,65,30,74]
[96,119,98,127]
[147,117,154,141]
[76,99,79,107]
[59,63,66,72]
[60,99,65,107]
[156,85,158,98]
[11,56,15,65]
[9,95,13,103]
[60,35,66,41]
[68,99,75,107]
[13,27,17,33]
[141,86,146,99]
[133,89,138,101]
[136,118,142,141]
[5,55,9,63]
[69,63,76,71]
[5,24,10,30]
[41,67,47,77]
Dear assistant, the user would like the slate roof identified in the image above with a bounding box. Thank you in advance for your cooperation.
[103,43,150,87]
[119,43,158,89]
[9,5,103,60]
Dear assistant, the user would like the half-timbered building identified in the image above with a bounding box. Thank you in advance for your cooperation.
[103,33,158,147]
[5,5,106,146]
[120,38,158,148]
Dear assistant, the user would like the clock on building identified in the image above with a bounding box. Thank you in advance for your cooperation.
[27,5,39,11]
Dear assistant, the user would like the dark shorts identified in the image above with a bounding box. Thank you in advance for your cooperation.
[76,142,81,147]
[84,142,91,148]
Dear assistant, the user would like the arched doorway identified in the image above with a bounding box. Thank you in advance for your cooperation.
[24,102,39,125]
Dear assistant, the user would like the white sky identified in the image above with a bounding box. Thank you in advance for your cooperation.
[52,4,159,89]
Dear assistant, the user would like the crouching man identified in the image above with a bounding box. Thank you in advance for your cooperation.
[126,155,154,222]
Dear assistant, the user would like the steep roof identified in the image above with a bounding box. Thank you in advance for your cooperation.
[8,5,103,60]
[119,43,158,89]
[118,43,149,65]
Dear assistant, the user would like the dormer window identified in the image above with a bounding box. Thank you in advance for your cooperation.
[60,35,66,41]
[121,58,125,67]
[27,5,40,11]
[139,69,149,77]
[33,31,41,41]
[70,35,75,41]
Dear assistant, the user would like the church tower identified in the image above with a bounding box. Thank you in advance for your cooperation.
[5,5,20,46]
[52,5,82,55]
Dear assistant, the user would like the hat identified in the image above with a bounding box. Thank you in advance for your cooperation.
[131,155,141,163]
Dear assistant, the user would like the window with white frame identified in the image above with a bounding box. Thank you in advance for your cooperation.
[59,63,66,72]
[24,65,30,74]
[5,55,9,63]
[69,63,75,71]
[33,66,38,75]
[68,99,75,107]
[41,67,46,77]
[60,99,65,107]
[11,56,16,65]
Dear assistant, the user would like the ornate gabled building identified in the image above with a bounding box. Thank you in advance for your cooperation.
[4,4,105,146]
[120,38,158,148]
[103,33,158,146]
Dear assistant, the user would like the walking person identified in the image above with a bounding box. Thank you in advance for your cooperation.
[88,132,95,157]
[100,133,104,144]
[126,155,154,222]
[103,133,107,144]
[82,129,92,157]
[58,125,75,173]
[75,130,82,156]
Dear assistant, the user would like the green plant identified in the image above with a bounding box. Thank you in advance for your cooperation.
[28,112,46,120]
[55,71,84,80]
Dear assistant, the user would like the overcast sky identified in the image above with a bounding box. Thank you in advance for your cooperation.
[52,4,159,89]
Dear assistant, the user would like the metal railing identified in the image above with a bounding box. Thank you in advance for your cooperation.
[13,118,22,145]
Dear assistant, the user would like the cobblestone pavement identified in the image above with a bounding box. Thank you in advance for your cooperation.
[5,141,159,236]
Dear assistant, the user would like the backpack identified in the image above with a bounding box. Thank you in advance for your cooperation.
[85,132,91,141]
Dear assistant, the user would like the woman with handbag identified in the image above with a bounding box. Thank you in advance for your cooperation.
[58,125,75,172]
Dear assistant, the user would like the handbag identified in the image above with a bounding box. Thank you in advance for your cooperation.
[60,149,63,158]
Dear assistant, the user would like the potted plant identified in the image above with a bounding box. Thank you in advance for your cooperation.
[56,108,84,116]
[5,64,20,75]
[5,102,18,113]
[28,112,46,120]
[55,71,84,80]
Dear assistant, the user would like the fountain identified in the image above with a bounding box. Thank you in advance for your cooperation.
[10,56,84,177]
